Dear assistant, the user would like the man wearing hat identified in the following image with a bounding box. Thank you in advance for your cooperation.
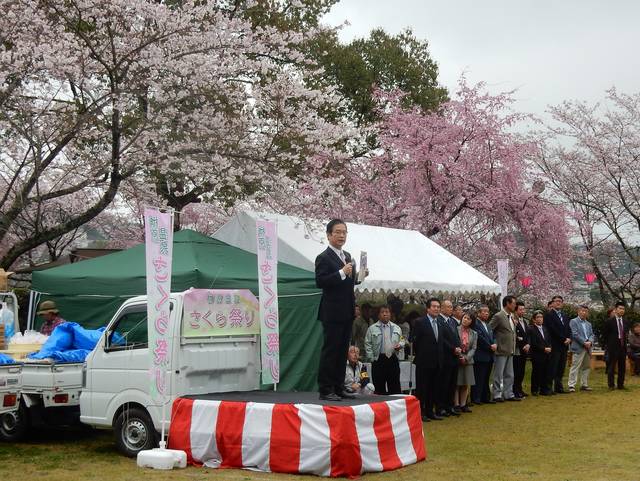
[38,300,66,335]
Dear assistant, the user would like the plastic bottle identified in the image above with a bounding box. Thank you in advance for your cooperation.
[0,302,15,342]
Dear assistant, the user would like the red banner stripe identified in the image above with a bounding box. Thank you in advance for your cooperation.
[269,404,301,473]
[324,405,362,477]
[371,402,402,471]
[167,398,195,465]
[405,396,427,461]
[215,401,247,468]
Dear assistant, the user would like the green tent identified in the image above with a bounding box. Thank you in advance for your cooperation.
[31,230,322,391]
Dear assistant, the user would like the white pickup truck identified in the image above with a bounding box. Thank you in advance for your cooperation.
[0,291,260,456]
[0,363,22,439]
[0,363,21,414]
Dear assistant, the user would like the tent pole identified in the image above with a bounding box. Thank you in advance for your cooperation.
[27,291,35,331]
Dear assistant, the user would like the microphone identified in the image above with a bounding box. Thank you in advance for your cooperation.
[344,254,353,277]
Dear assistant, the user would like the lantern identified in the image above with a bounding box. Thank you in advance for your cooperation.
[584,272,597,285]
[520,276,532,289]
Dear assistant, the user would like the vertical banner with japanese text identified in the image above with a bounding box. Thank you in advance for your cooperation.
[496,258,509,307]
[256,219,279,385]
[144,207,174,404]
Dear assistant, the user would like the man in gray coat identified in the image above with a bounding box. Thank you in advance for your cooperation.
[489,295,520,402]
[568,305,594,392]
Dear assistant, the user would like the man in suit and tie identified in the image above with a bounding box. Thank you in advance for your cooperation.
[471,305,497,404]
[512,301,531,399]
[528,310,553,395]
[315,219,367,401]
[437,300,462,417]
[544,295,571,394]
[490,295,519,402]
[602,301,628,390]
[568,304,594,392]
[411,298,445,422]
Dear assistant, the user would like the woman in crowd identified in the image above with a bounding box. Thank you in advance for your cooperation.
[455,312,477,413]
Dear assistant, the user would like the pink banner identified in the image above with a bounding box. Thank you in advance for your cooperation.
[144,207,174,403]
[182,288,260,337]
[256,219,279,384]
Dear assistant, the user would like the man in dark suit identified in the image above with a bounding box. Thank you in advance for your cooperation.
[544,295,571,393]
[528,310,553,395]
[315,219,367,401]
[411,298,445,422]
[471,305,496,404]
[602,301,628,390]
[437,300,462,417]
[512,301,531,398]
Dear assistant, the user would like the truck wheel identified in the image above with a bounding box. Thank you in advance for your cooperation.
[0,402,29,442]
[114,407,158,457]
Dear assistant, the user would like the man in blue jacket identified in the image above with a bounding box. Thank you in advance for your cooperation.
[568,304,594,392]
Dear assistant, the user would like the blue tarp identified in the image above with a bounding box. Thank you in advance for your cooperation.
[27,322,119,362]
[0,352,16,364]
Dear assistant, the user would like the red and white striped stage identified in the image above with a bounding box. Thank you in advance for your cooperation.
[168,392,426,478]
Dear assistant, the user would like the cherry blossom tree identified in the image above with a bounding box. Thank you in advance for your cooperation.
[0,0,347,269]
[333,80,574,296]
[535,89,640,308]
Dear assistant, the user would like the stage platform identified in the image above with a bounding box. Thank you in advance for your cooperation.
[168,391,426,478]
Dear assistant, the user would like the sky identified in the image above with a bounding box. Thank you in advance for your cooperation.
[323,0,640,122]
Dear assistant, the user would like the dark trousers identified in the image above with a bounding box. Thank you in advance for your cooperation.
[317,320,352,394]
[437,362,457,411]
[372,354,401,395]
[550,345,568,391]
[415,365,439,416]
[629,352,640,375]
[530,355,552,394]
[471,361,493,403]
[607,350,626,388]
[513,354,526,396]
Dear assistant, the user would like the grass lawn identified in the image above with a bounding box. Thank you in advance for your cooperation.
[1,367,638,481]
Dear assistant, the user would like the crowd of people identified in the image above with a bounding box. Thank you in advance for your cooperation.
[314,218,636,412]
[347,295,636,422]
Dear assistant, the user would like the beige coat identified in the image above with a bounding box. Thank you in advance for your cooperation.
[489,309,516,356]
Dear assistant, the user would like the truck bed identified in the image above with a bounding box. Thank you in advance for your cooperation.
[0,363,22,414]
[21,360,83,392]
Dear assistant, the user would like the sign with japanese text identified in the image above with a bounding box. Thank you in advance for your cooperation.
[144,207,174,404]
[182,288,260,337]
[256,219,279,385]
[497,258,509,306]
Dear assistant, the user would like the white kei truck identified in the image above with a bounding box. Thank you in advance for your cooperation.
[0,291,260,456]
[0,363,21,416]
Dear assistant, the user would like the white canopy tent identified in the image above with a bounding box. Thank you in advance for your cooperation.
[213,210,501,295]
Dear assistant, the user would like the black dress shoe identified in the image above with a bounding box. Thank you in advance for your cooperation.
[448,408,461,416]
[319,392,342,401]
[460,406,472,413]
[485,400,496,404]
[494,398,504,403]
[421,415,430,423]
[506,397,521,402]
[428,414,444,421]
[438,409,450,417]
[338,390,357,399]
